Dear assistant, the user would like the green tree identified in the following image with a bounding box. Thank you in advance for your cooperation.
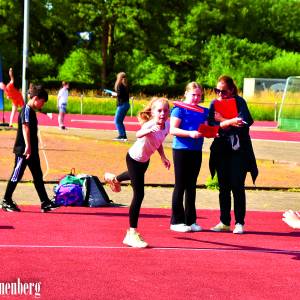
[58,49,101,84]
[0,0,23,82]
[29,53,56,81]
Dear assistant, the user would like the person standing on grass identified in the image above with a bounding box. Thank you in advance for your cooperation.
[113,72,130,141]
[170,82,208,233]
[0,67,25,127]
[104,97,170,248]
[1,84,59,213]
[57,81,69,130]
[208,75,258,234]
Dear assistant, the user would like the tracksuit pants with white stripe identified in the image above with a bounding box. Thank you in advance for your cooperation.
[4,154,49,203]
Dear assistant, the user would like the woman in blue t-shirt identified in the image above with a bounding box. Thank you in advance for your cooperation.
[170,82,208,232]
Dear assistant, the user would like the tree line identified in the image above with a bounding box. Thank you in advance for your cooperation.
[0,0,299,95]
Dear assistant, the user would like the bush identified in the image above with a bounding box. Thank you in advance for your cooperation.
[255,52,300,78]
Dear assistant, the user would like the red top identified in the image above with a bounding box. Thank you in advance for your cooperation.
[5,82,25,107]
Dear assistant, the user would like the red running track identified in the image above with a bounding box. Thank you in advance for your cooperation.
[3,112,300,142]
[0,207,299,299]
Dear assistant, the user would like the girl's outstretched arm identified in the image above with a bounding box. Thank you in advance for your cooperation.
[136,124,161,138]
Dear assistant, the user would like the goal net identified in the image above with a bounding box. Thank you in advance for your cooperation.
[277,76,300,132]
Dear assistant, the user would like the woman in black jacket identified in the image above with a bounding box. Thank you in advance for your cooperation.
[208,75,258,234]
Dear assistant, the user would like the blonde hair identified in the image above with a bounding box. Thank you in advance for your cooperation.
[114,72,127,91]
[185,81,203,94]
[138,97,169,124]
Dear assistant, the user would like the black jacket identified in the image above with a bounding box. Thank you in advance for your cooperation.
[208,96,258,184]
[116,84,129,106]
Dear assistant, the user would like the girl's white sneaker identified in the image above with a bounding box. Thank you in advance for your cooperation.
[170,224,191,232]
[233,223,244,234]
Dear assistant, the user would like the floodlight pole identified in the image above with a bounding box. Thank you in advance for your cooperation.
[22,0,30,101]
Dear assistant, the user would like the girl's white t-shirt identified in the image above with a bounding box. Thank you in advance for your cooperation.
[129,119,170,162]
[58,87,69,105]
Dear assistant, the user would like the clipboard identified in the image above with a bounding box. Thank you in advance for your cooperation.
[198,124,219,138]
[214,98,238,119]
[173,101,204,113]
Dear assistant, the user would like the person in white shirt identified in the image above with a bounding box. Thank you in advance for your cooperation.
[57,81,69,130]
[104,97,170,248]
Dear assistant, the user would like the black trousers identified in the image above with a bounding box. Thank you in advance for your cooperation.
[4,153,49,203]
[116,153,149,228]
[216,150,247,226]
[171,149,202,226]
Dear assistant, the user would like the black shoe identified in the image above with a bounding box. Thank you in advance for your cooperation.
[1,199,21,212]
[41,200,60,213]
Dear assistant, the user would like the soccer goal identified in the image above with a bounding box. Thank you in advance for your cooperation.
[277,76,300,132]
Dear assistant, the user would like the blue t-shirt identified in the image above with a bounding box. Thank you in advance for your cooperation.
[171,106,208,151]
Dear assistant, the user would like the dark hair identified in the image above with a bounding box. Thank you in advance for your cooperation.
[218,75,238,95]
[29,84,48,102]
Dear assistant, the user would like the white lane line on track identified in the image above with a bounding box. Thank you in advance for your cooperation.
[0,244,299,254]
[71,119,139,125]
[251,138,300,143]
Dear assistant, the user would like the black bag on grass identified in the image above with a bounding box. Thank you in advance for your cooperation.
[82,175,112,207]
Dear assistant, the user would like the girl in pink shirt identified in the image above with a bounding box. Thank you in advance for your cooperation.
[104,97,170,248]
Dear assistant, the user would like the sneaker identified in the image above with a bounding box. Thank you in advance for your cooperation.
[60,126,66,130]
[233,223,244,234]
[123,230,148,248]
[113,136,127,142]
[1,199,21,212]
[41,200,60,213]
[104,172,121,192]
[211,222,231,232]
[170,223,191,232]
[190,223,202,232]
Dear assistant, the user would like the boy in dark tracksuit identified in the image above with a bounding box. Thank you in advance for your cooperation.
[1,84,59,212]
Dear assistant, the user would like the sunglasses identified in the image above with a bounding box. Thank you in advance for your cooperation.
[214,88,228,95]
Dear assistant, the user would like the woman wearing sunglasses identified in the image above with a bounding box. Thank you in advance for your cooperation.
[208,75,258,234]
